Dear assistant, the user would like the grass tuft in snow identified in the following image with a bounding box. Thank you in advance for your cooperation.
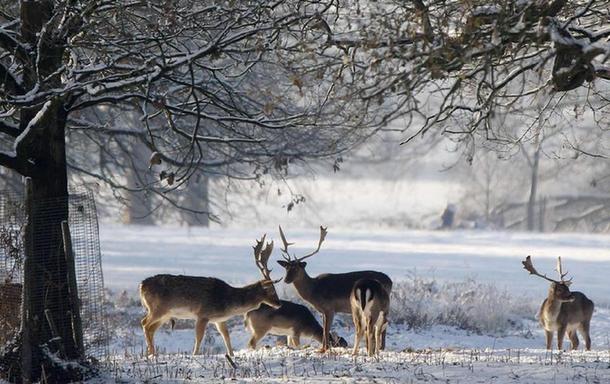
[390,274,537,334]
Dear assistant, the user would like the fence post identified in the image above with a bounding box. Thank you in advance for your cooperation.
[21,177,33,383]
[62,220,84,357]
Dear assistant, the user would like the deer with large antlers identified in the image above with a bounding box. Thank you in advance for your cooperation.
[139,235,281,356]
[522,255,594,351]
[277,226,393,352]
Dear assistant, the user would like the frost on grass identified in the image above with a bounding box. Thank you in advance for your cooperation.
[102,347,610,383]
[390,274,537,334]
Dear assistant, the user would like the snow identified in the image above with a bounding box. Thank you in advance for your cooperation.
[97,225,610,382]
[100,225,610,303]
[472,5,501,17]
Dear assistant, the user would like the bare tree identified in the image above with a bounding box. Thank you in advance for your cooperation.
[301,0,610,154]
[0,1,379,381]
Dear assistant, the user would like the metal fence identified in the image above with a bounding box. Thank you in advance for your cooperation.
[0,188,108,360]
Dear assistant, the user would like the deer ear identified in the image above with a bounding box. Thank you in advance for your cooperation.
[277,260,289,268]
[299,261,307,268]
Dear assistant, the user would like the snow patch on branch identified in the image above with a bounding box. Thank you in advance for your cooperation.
[14,99,53,150]
[85,67,162,96]
[472,5,501,17]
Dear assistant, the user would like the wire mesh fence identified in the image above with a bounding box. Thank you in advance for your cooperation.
[0,187,108,360]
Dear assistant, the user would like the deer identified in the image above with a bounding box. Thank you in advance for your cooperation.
[244,299,348,349]
[276,226,392,352]
[350,278,390,356]
[522,255,594,351]
[139,235,281,356]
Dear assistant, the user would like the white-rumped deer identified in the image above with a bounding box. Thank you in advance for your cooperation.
[522,256,594,351]
[276,226,392,352]
[245,299,348,349]
[140,235,281,356]
[350,278,389,356]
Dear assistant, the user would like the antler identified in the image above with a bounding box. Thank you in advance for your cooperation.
[278,225,294,261]
[278,225,328,262]
[253,235,274,280]
[297,226,328,262]
[522,255,561,284]
[556,256,573,286]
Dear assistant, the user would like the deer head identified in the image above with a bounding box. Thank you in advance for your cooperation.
[276,226,327,284]
[522,255,575,302]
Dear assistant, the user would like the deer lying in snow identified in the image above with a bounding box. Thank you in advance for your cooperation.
[276,226,392,352]
[350,278,390,356]
[140,235,281,356]
[245,299,348,349]
[522,255,594,351]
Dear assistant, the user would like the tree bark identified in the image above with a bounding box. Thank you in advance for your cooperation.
[3,2,86,381]
[179,176,210,227]
[123,140,155,225]
[526,143,541,232]
[19,103,84,383]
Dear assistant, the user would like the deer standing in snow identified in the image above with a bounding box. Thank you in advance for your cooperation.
[276,226,392,352]
[139,235,281,356]
[350,278,390,356]
[522,256,594,351]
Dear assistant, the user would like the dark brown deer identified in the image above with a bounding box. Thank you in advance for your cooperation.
[140,235,281,356]
[244,299,348,349]
[276,226,392,352]
[522,256,594,351]
[350,278,390,356]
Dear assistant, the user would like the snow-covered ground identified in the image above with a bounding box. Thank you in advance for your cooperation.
[97,225,610,383]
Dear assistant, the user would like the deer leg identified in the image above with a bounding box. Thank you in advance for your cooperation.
[215,321,234,357]
[366,318,375,357]
[248,327,267,350]
[374,325,381,356]
[320,312,334,353]
[557,324,567,351]
[292,334,301,348]
[143,318,163,356]
[568,330,579,350]
[193,317,209,355]
[544,330,553,350]
[580,321,592,351]
[352,309,362,356]
[248,334,261,350]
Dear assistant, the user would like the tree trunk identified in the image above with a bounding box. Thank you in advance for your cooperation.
[19,105,85,383]
[9,2,86,380]
[123,141,155,225]
[179,176,210,227]
[526,142,541,232]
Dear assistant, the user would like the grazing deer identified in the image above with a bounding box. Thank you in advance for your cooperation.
[244,299,348,349]
[140,235,281,356]
[350,278,389,356]
[276,226,392,352]
[522,256,594,351]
